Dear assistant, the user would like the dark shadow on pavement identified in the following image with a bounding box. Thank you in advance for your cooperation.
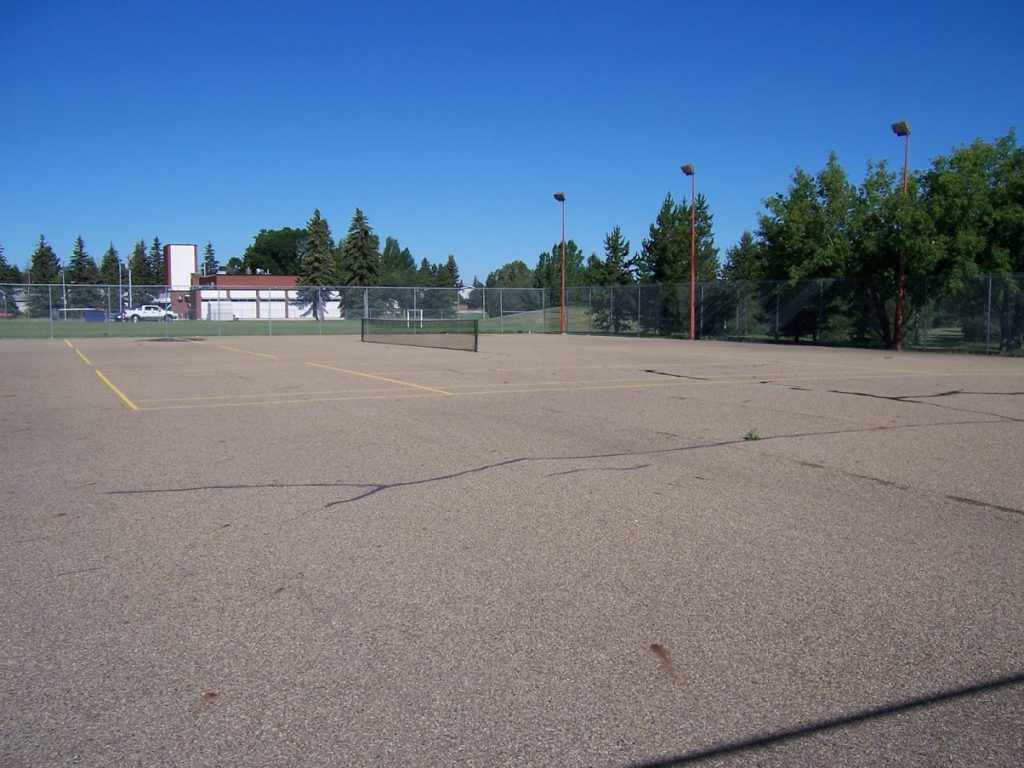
[628,671,1024,767]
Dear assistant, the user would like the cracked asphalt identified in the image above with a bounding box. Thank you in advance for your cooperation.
[2,334,1022,767]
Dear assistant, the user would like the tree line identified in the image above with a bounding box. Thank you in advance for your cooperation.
[477,129,1022,347]
[0,207,463,317]
[3,129,1020,345]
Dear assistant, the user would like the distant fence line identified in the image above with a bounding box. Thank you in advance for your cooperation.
[2,274,1023,354]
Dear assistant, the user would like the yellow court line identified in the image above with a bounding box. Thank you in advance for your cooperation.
[306,362,453,395]
[216,344,277,359]
[128,366,1009,412]
[135,387,401,404]
[63,339,92,365]
[95,370,139,411]
[138,391,448,411]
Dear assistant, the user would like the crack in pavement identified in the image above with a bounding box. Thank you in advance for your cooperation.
[548,464,650,477]
[644,369,711,380]
[107,416,1010,516]
[790,459,1024,518]
[758,383,1024,423]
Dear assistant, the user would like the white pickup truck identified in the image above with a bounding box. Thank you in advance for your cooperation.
[123,304,176,322]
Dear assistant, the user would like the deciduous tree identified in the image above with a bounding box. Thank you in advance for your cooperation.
[243,228,306,275]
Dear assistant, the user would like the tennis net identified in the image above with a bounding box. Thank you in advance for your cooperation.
[361,317,479,352]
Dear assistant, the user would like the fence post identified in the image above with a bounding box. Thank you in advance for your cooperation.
[923,279,929,348]
[817,279,823,343]
[630,286,638,335]
[735,285,741,338]
[48,286,54,339]
[699,283,704,338]
[775,283,780,340]
[986,275,993,354]
[499,288,504,334]
[542,288,546,333]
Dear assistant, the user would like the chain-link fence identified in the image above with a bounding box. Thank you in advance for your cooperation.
[3,275,1023,353]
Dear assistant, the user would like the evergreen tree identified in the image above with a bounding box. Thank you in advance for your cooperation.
[0,244,22,316]
[66,236,102,307]
[534,240,585,296]
[590,226,636,333]
[444,254,462,288]
[692,193,720,281]
[202,242,219,276]
[0,243,22,284]
[601,226,633,284]
[722,231,764,281]
[583,253,605,285]
[416,257,434,285]
[99,244,121,286]
[338,208,380,285]
[298,209,338,320]
[66,236,100,283]
[380,236,417,284]
[28,234,61,283]
[148,236,164,286]
[128,239,153,305]
[27,235,61,316]
[638,194,688,334]
[638,194,684,283]
[434,259,453,287]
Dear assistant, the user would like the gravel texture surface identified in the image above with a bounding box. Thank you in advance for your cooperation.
[2,335,1022,767]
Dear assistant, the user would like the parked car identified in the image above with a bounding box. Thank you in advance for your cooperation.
[123,305,176,322]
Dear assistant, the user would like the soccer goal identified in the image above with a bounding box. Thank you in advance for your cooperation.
[404,309,424,327]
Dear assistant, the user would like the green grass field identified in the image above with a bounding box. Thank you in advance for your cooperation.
[2,315,1015,354]
[0,318,363,339]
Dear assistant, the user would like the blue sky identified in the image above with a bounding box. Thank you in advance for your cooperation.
[2,0,1022,282]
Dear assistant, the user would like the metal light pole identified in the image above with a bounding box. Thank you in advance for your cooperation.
[60,269,67,313]
[553,192,567,335]
[127,263,133,310]
[891,120,911,351]
[681,164,696,340]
